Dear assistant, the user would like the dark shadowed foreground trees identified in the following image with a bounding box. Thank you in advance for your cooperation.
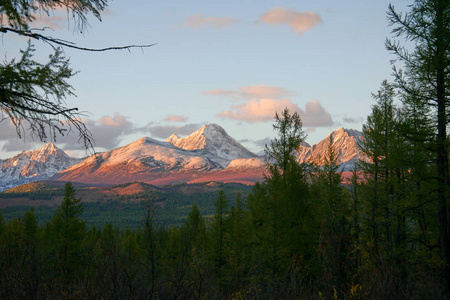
[386,0,450,294]
[0,1,448,297]
[0,0,154,151]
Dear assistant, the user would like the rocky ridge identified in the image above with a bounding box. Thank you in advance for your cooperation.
[0,143,81,191]
[1,125,366,190]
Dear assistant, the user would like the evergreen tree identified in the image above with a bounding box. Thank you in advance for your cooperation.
[360,80,400,259]
[0,210,4,241]
[248,108,316,297]
[311,134,352,297]
[1,218,25,298]
[208,190,229,292]
[142,203,164,298]
[386,0,450,291]
[45,182,86,286]
[22,208,42,298]
[224,192,250,294]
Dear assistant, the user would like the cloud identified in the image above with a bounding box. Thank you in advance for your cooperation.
[82,113,134,150]
[203,89,239,98]
[217,98,333,127]
[33,14,66,30]
[144,123,202,139]
[203,84,294,100]
[181,14,237,28]
[241,137,272,149]
[164,115,188,122]
[0,118,21,140]
[1,3,113,33]
[0,113,135,154]
[342,116,364,123]
[304,127,316,134]
[0,117,66,152]
[218,98,298,122]
[238,137,271,155]
[260,7,322,34]
[240,85,295,99]
[301,99,333,127]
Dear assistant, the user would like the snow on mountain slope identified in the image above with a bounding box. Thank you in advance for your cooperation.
[0,143,81,191]
[1,125,368,189]
[225,158,265,170]
[166,124,257,161]
[54,125,264,186]
[296,127,366,171]
[54,136,229,184]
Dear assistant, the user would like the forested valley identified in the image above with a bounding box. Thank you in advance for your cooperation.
[0,102,449,298]
[1,0,449,298]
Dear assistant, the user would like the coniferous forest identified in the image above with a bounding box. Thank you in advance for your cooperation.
[1,0,449,299]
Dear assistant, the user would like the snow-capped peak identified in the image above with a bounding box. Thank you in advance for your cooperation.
[166,134,181,144]
[165,123,257,160]
[296,127,364,171]
[0,143,81,191]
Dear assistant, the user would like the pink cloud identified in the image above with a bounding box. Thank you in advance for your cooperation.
[261,7,322,34]
[217,98,299,122]
[203,89,238,98]
[32,14,66,30]
[164,115,188,122]
[240,85,294,99]
[217,98,333,127]
[96,113,131,127]
[181,14,237,28]
[1,3,112,31]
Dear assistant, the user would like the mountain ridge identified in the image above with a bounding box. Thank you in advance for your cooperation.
[1,124,366,190]
[166,123,258,161]
[296,127,365,171]
[0,143,81,191]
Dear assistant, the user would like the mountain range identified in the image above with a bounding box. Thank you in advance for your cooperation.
[0,124,365,191]
[0,143,81,191]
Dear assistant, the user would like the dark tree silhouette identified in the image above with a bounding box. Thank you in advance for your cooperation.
[0,0,155,152]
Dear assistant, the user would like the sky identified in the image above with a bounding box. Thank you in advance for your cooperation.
[0,0,411,158]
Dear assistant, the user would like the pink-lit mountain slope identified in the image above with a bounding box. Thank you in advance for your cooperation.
[296,127,366,171]
[0,143,81,191]
[53,124,265,185]
[2,125,367,190]
[166,123,257,161]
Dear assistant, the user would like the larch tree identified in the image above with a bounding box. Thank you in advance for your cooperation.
[0,0,154,151]
[386,0,450,291]
[248,108,315,290]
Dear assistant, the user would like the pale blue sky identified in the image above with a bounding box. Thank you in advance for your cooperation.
[0,0,410,158]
